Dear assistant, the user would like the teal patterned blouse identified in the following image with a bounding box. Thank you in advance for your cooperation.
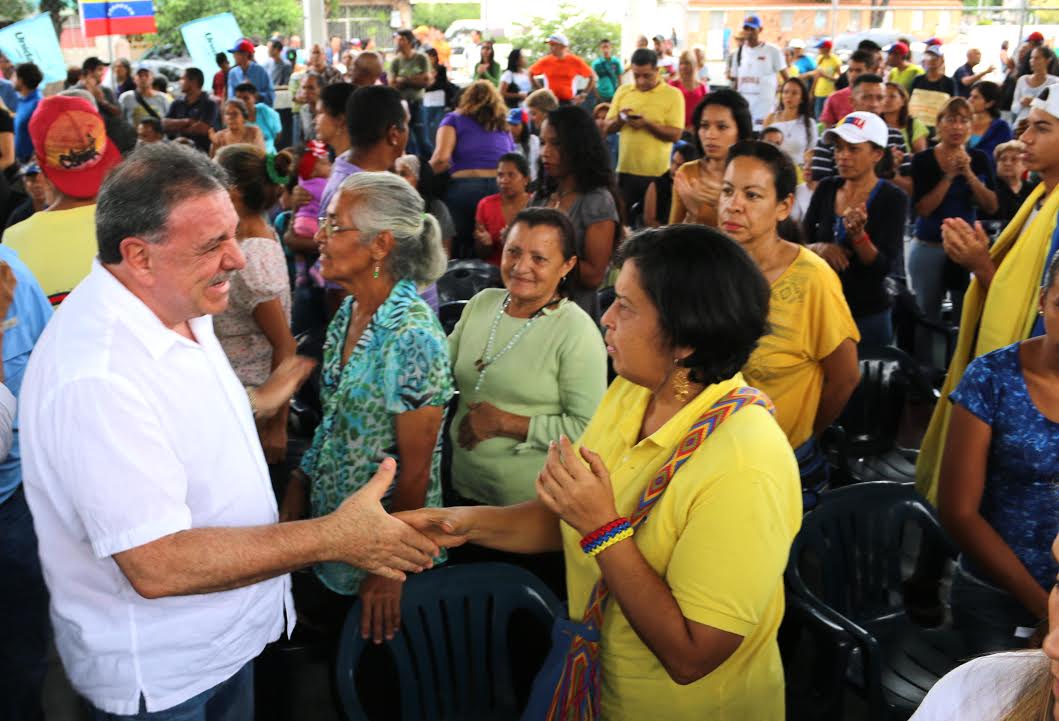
[301,279,454,595]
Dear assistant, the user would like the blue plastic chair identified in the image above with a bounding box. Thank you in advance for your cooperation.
[336,562,559,721]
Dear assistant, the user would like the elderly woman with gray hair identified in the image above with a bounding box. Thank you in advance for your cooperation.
[280,170,454,643]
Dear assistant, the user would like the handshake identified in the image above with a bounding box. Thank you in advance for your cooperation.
[282,457,472,582]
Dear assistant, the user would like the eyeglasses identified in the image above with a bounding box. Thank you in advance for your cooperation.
[317,216,359,239]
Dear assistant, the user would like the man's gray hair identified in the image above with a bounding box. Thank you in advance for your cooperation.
[96,143,229,264]
[338,171,446,285]
[59,88,96,108]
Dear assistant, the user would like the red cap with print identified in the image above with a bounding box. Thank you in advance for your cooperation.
[29,95,120,200]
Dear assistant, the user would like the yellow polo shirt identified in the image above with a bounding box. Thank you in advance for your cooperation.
[742,247,860,448]
[606,81,685,177]
[563,374,801,721]
[5,204,97,306]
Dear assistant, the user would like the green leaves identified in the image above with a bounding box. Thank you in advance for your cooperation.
[154,0,300,48]
[507,4,619,62]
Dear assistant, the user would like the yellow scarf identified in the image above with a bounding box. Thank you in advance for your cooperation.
[916,181,1059,504]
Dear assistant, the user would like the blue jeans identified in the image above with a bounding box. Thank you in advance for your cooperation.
[0,484,51,721]
[406,99,432,158]
[855,309,893,347]
[908,240,947,324]
[909,239,965,365]
[814,96,827,118]
[424,106,446,149]
[92,662,254,721]
[444,177,498,259]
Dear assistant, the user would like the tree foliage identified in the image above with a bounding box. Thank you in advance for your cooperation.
[1031,0,1059,25]
[154,0,300,49]
[508,4,620,62]
[412,3,480,31]
[0,0,32,24]
[38,0,69,35]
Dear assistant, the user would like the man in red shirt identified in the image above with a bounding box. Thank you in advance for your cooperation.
[529,33,596,104]
[820,49,876,127]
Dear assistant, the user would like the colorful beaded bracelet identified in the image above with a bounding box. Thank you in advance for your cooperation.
[580,518,634,557]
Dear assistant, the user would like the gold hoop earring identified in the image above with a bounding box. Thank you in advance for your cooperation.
[672,362,690,403]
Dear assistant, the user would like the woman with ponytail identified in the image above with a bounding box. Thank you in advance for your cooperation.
[279,171,454,644]
[214,144,297,468]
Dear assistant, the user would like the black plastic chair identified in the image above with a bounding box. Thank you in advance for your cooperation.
[436,260,502,304]
[825,345,935,486]
[438,300,468,336]
[336,563,558,721]
[785,482,965,721]
[890,280,958,380]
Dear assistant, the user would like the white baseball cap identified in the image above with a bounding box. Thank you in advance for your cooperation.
[823,111,889,148]
[788,38,806,50]
[1031,86,1059,120]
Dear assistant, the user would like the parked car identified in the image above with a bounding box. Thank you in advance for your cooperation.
[832,30,926,64]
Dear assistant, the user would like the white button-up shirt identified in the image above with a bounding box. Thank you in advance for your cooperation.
[21,262,295,715]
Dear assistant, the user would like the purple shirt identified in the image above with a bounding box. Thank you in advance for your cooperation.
[295,176,328,224]
[439,112,516,173]
[320,152,363,216]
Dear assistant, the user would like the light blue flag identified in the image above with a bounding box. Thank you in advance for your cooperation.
[180,12,242,80]
[0,14,66,84]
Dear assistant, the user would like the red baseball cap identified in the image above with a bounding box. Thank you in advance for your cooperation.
[1028,31,1045,43]
[885,42,910,57]
[228,39,255,55]
[29,95,120,200]
[815,39,833,51]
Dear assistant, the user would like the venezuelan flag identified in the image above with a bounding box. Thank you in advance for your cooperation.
[80,0,157,38]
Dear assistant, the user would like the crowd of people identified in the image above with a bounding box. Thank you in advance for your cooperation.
[2,14,1059,721]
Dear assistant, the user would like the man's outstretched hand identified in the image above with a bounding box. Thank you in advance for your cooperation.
[325,458,444,581]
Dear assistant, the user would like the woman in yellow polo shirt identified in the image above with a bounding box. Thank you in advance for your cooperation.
[411,224,802,720]
[719,140,861,499]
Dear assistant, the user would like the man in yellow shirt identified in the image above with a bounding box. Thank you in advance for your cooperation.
[604,48,684,223]
[810,39,841,117]
[885,41,924,92]
[5,95,120,306]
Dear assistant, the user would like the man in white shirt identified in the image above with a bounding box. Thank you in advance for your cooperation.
[732,15,788,129]
[19,143,451,720]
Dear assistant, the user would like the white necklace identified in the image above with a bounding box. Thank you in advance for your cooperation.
[473,294,549,392]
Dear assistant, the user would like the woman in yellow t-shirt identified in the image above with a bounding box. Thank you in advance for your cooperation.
[719,140,860,495]
[408,224,802,720]
[883,82,930,153]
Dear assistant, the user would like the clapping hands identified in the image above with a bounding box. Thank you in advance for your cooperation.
[536,436,619,537]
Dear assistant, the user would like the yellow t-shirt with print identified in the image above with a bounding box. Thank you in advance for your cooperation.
[562,374,802,721]
[742,246,860,448]
[606,81,685,177]
[813,54,842,97]
[5,204,97,306]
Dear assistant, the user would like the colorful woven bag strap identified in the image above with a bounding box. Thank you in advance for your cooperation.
[581,386,775,628]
